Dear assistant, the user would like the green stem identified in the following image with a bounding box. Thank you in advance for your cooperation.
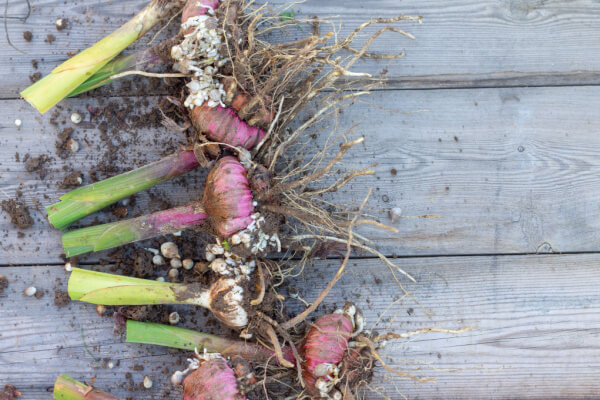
[21,0,183,114]
[61,202,207,257]
[53,374,121,400]
[68,267,210,306]
[47,150,200,231]
[126,321,283,362]
[68,47,169,97]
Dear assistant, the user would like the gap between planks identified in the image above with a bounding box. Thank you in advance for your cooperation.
[4,250,600,269]
[4,71,600,102]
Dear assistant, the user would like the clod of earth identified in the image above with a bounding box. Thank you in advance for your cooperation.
[1,199,34,229]
[0,276,8,294]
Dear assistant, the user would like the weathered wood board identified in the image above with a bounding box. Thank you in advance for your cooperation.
[3,86,600,263]
[3,0,600,98]
[3,255,600,399]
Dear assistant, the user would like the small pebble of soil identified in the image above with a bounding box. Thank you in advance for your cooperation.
[56,127,74,159]
[1,199,34,229]
[22,31,32,42]
[54,289,70,307]
[29,72,42,83]
[24,154,50,179]
[45,34,56,43]
[112,204,128,219]
[0,385,21,400]
[0,275,8,293]
[56,18,68,31]
[59,171,83,188]
[133,249,154,278]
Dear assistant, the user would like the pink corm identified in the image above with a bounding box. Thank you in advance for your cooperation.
[192,105,266,149]
[301,313,353,396]
[183,358,245,400]
[203,156,254,236]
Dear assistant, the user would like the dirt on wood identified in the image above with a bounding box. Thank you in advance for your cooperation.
[56,127,75,159]
[54,289,71,307]
[0,275,8,294]
[117,305,171,324]
[1,199,34,229]
[23,153,50,179]
[59,171,83,188]
[29,72,42,83]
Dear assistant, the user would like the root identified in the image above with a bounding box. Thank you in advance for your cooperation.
[109,70,190,79]
[341,386,357,400]
[265,324,294,368]
[281,188,372,330]
[342,219,398,233]
[267,92,369,170]
[255,95,285,153]
[273,322,305,389]
[268,137,365,198]
[357,336,434,383]
[246,371,292,393]
[373,326,476,342]
[250,260,266,306]
[300,167,376,197]
[147,8,183,44]
[289,234,415,283]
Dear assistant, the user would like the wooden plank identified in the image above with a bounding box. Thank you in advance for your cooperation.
[3,0,600,98]
[3,254,600,398]
[4,85,600,263]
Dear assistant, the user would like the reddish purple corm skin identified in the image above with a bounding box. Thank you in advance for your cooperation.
[182,0,219,22]
[192,105,266,150]
[301,313,354,396]
[202,156,254,236]
[183,358,246,400]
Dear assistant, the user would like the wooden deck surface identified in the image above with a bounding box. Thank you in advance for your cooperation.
[2,0,600,398]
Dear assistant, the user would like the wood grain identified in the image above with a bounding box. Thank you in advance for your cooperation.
[3,86,600,263]
[3,255,600,398]
[3,0,600,99]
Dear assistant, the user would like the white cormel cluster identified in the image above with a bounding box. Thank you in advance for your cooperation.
[205,240,256,279]
[171,10,229,109]
[230,213,281,255]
